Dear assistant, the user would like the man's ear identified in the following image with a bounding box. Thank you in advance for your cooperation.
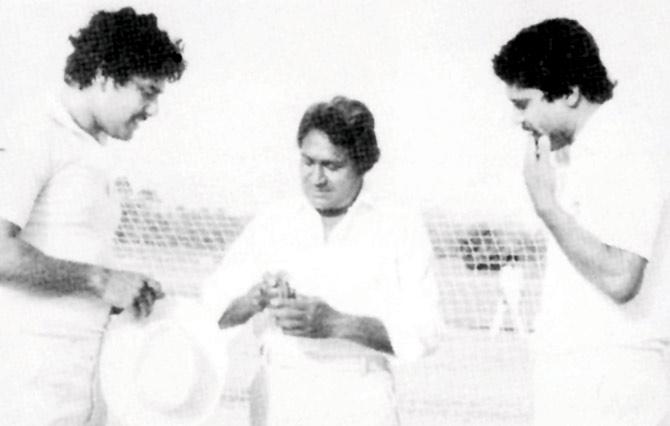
[564,86,581,108]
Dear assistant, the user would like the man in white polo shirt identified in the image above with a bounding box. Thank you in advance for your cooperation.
[203,96,442,426]
[0,7,185,425]
[493,18,667,425]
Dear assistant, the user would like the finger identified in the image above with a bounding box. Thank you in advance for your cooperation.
[268,294,299,308]
[536,135,551,160]
[141,297,153,317]
[140,294,154,317]
[132,297,144,318]
[275,318,304,330]
[144,279,165,299]
[140,286,157,308]
[284,295,313,309]
[262,271,276,286]
[267,307,305,321]
[265,287,286,300]
[525,133,539,164]
[281,327,310,337]
[133,291,153,318]
[139,284,155,301]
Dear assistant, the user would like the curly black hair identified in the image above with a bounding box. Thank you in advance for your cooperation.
[297,96,380,175]
[492,18,615,103]
[64,7,185,88]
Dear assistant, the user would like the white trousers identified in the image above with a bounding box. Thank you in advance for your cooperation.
[0,329,107,426]
[250,355,399,426]
[533,347,669,426]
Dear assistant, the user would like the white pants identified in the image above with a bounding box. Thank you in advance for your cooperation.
[0,329,107,426]
[250,354,399,426]
[0,290,110,426]
[533,347,669,426]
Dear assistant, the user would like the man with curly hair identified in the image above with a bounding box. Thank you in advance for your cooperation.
[0,7,185,424]
[493,18,667,424]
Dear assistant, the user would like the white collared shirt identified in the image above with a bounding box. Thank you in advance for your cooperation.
[0,98,120,334]
[535,100,665,352]
[202,186,442,364]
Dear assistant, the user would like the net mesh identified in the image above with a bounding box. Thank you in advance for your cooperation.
[111,177,546,426]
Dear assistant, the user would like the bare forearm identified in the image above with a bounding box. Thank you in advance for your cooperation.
[539,204,645,303]
[0,237,99,295]
[218,295,259,328]
[330,314,394,355]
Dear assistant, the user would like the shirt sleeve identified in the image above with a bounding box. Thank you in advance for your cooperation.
[199,216,266,326]
[577,148,663,260]
[0,125,51,228]
[380,211,443,363]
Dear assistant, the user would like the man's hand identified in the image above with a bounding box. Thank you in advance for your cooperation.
[524,134,558,216]
[217,271,294,328]
[267,294,339,338]
[90,267,165,318]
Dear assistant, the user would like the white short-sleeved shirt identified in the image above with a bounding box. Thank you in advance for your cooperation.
[202,186,443,364]
[0,98,121,334]
[534,99,665,353]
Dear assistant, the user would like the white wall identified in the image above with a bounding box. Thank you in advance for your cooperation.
[1,0,668,217]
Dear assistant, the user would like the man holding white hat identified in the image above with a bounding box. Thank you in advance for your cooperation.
[0,7,184,425]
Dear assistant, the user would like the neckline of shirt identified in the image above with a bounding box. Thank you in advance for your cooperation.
[552,100,613,167]
[49,96,109,148]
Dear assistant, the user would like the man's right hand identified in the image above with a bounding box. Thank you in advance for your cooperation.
[89,268,165,318]
[246,271,294,313]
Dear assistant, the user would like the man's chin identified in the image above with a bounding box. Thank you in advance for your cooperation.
[548,131,572,151]
[110,128,135,141]
[306,196,332,211]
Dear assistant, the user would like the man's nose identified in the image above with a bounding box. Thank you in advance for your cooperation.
[312,166,327,186]
[144,98,159,117]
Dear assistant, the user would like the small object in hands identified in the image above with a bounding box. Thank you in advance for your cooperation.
[275,272,295,299]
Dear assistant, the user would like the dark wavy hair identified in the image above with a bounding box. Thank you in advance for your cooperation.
[492,18,615,103]
[297,96,380,175]
[64,7,186,88]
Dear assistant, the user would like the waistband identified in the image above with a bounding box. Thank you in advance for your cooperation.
[259,343,391,375]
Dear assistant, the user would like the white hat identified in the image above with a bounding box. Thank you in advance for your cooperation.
[100,297,228,426]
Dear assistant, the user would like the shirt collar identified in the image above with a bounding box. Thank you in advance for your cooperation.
[565,102,611,164]
[49,96,108,147]
[297,180,377,218]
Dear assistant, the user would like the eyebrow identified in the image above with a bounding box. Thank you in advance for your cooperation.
[301,154,345,165]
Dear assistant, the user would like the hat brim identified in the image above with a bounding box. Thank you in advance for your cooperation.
[100,298,227,426]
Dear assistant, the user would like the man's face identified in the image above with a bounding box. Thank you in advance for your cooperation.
[299,129,363,212]
[506,85,574,150]
[94,76,165,141]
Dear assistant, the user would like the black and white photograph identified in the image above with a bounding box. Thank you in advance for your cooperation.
[0,0,668,425]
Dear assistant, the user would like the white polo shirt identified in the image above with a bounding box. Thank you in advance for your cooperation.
[534,99,665,353]
[0,98,120,334]
[202,185,443,364]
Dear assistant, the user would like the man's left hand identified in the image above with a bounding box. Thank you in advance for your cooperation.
[267,294,341,338]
